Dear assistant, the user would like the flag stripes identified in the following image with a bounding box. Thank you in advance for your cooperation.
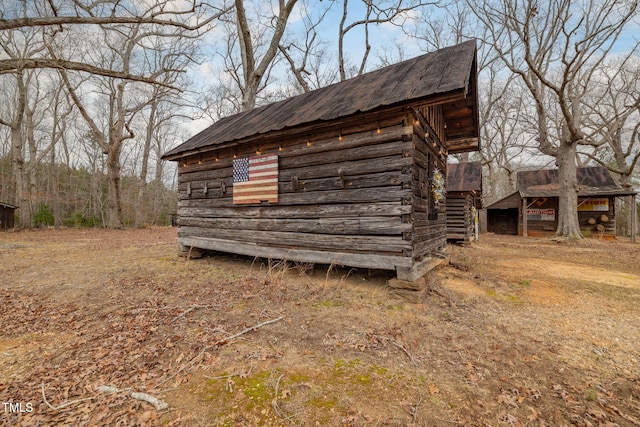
[233,154,279,204]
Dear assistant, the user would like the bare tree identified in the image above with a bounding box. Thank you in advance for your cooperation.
[0,14,52,227]
[45,79,75,228]
[0,0,229,228]
[51,15,195,227]
[580,57,640,187]
[134,82,191,227]
[337,0,438,81]
[479,72,544,200]
[234,0,298,110]
[278,0,337,93]
[472,0,639,238]
[409,0,471,51]
[0,0,230,87]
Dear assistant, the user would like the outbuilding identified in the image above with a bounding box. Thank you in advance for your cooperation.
[446,161,482,242]
[163,41,480,281]
[0,201,17,231]
[486,166,637,240]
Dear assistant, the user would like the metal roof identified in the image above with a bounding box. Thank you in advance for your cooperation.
[486,166,636,209]
[447,161,482,192]
[517,166,636,198]
[163,40,478,160]
[0,201,18,209]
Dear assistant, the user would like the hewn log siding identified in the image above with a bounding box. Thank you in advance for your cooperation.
[177,202,411,219]
[178,226,410,253]
[176,113,449,272]
[176,120,421,270]
[409,116,447,261]
[165,42,482,278]
[446,192,475,241]
[178,216,412,235]
[178,171,412,199]
[180,236,413,270]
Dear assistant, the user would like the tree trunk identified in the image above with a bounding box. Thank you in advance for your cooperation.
[235,0,297,111]
[135,100,156,228]
[242,84,258,112]
[106,145,124,228]
[555,142,582,238]
[11,126,30,228]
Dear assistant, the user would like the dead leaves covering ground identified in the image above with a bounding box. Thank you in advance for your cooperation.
[0,228,639,426]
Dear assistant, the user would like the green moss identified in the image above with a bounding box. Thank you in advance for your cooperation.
[236,371,273,408]
[368,365,388,375]
[334,358,361,370]
[307,395,339,409]
[354,374,371,384]
[506,295,524,304]
[289,372,311,382]
[585,387,597,401]
[314,299,343,308]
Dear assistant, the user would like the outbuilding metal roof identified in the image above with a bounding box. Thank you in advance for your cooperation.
[517,166,636,198]
[447,161,482,193]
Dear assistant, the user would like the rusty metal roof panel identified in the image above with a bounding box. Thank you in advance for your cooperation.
[447,161,482,192]
[0,201,18,209]
[163,40,477,159]
[517,166,636,197]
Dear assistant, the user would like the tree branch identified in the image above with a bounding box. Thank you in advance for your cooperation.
[0,6,232,32]
[0,58,182,90]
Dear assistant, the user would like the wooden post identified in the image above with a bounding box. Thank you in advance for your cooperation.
[631,194,637,243]
[522,197,528,237]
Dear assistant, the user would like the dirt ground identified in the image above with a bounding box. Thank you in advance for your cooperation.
[1,227,639,426]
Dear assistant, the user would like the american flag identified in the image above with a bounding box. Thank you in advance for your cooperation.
[232,154,279,204]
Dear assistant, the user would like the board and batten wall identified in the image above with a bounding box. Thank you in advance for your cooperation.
[175,107,448,277]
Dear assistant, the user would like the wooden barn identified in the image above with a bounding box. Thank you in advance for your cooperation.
[486,166,637,239]
[446,161,482,242]
[163,41,480,281]
[0,201,17,231]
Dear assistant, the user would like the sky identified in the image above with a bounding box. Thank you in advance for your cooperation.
[181,0,640,176]
[187,0,431,135]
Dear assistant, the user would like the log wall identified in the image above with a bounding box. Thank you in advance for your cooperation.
[175,109,449,275]
[446,192,475,241]
[410,107,448,261]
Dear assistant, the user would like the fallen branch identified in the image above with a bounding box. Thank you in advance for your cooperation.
[215,316,284,346]
[410,395,423,421]
[272,373,298,426]
[130,304,221,314]
[204,365,254,393]
[171,306,196,323]
[98,385,169,411]
[272,373,285,416]
[41,383,97,410]
[390,340,419,367]
[131,392,169,411]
